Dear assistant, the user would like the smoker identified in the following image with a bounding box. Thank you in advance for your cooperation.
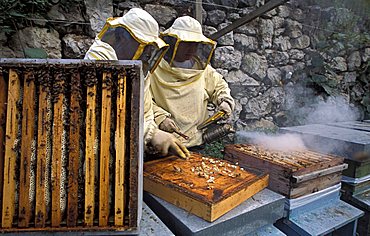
[0,59,143,233]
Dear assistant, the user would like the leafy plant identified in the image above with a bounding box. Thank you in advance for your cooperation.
[203,140,225,159]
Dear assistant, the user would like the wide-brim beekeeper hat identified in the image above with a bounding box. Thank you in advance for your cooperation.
[98,8,167,50]
[162,16,215,44]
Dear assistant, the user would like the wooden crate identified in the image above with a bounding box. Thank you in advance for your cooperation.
[342,179,370,195]
[143,153,268,222]
[343,158,370,179]
[0,59,143,233]
[224,144,346,199]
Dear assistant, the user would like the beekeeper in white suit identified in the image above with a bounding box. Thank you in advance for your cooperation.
[150,16,235,148]
[85,8,190,159]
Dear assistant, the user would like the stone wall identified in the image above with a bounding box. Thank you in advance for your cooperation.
[0,0,368,132]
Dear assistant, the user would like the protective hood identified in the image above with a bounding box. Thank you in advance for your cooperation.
[98,8,167,49]
[84,39,118,60]
[161,16,216,70]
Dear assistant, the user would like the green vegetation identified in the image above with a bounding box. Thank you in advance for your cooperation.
[203,140,225,159]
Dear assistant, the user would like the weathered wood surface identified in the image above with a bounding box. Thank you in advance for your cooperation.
[99,72,112,226]
[67,71,81,227]
[224,144,344,198]
[0,226,128,233]
[0,70,8,227]
[18,71,36,227]
[343,153,370,178]
[51,72,65,227]
[342,180,370,195]
[84,82,97,227]
[144,153,268,222]
[0,60,143,232]
[343,158,370,178]
[115,72,126,226]
[129,73,141,228]
[2,69,20,228]
[35,72,50,228]
[290,173,342,198]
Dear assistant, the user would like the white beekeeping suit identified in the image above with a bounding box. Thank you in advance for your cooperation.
[150,16,235,147]
[85,8,189,158]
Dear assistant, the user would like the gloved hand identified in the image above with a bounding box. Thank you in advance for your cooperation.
[151,129,190,159]
[218,101,232,119]
[159,117,180,133]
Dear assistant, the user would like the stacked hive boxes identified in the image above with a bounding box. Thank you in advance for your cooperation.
[281,122,370,235]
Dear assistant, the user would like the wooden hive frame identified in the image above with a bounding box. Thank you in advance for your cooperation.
[0,59,143,233]
[224,144,347,199]
[144,153,269,222]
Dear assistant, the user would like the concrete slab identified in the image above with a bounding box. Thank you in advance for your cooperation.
[248,224,286,236]
[140,202,174,236]
[327,121,370,132]
[144,189,285,236]
[276,200,364,236]
[280,124,370,160]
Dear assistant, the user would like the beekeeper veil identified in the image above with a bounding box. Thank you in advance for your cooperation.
[98,8,168,76]
[160,16,216,70]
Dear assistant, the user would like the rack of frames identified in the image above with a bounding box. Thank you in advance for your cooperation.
[0,59,143,233]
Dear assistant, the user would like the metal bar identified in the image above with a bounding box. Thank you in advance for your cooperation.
[51,71,65,227]
[292,164,348,183]
[115,72,126,226]
[195,0,202,24]
[84,71,97,227]
[99,72,112,226]
[18,71,36,227]
[2,69,20,228]
[0,69,7,227]
[209,0,289,40]
[67,70,81,227]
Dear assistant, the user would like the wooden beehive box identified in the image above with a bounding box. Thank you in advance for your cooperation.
[342,179,370,196]
[343,157,370,179]
[224,144,347,199]
[0,59,143,233]
[143,153,269,222]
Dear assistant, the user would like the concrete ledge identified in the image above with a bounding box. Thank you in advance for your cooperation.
[144,189,285,236]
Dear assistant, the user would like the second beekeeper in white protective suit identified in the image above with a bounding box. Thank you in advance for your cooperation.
[85,8,190,158]
[150,16,235,148]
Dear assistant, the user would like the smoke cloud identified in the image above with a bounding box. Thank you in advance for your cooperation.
[236,131,307,152]
[284,84,363,126]
[305,96,362,124]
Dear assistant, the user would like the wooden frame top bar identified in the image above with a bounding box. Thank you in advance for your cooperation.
[0,58,142,69]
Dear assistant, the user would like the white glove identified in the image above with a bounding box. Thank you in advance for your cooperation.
[218,101,232,119]
[150,129,190,159]
[159,117,180,133]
